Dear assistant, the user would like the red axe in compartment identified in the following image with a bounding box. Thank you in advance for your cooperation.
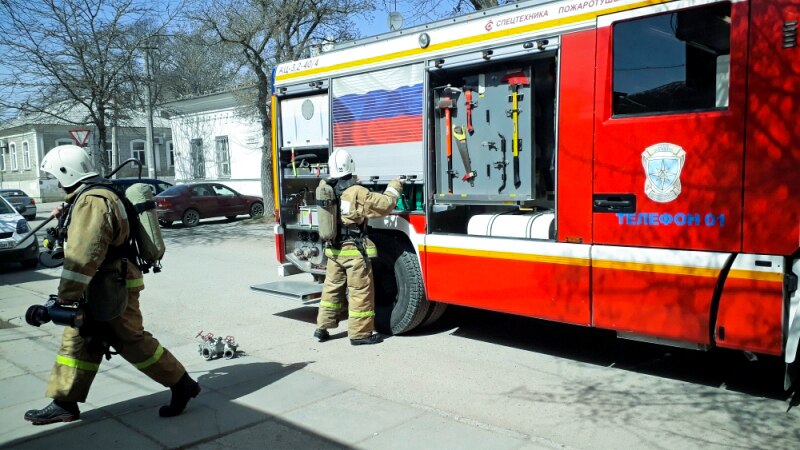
[501,71,529,189]
[437,86,461,193]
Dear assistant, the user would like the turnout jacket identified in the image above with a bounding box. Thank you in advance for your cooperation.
[59,186,144,302]
[326,179,402,258]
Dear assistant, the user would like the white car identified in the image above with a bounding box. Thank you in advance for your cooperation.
[0,195,39,269]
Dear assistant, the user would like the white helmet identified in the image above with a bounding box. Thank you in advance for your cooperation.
[40,145,98,188]
[329,148,355,178]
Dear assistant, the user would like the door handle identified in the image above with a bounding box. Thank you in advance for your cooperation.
[593,194,636,213]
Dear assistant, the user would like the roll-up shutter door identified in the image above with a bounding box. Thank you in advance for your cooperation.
[332,64,424,181]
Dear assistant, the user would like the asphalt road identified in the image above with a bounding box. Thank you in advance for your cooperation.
[2,212,800,448]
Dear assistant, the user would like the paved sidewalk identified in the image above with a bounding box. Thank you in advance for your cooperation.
[0,283,548,450]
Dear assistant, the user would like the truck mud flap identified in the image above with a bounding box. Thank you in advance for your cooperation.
[250,280,322,302]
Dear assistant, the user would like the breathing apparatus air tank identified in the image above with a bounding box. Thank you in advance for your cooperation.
[315,179,339,243]
[125,183,165,269]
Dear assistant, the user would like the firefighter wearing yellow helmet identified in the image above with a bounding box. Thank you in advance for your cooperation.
[314,149,403,345]
[24,145,199,425]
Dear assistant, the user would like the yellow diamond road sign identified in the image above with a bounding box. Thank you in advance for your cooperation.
[69,129,91,147]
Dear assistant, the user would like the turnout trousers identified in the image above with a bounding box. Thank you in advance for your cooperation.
[317,251,375,340]
[45,290,185,402]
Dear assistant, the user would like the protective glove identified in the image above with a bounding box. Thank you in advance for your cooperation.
[387,179,403,196]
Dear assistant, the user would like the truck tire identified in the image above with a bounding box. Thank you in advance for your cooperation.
[422,301,448,327]
[371,234,429,335]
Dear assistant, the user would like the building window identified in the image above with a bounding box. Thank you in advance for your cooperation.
[104,143,114,170]
[22,142,31,169]
[215,136,231,178]
[167,140,174,168]
[55,138,73,147]
[190,138,205,179]
[131,140,146,166]
[0,147,5,171]
[612,2,731,116]
[10,143,18,171]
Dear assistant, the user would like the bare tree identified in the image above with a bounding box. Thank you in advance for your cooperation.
[157,31,247,99]
[0,0,177,170]
[190,0,373,219]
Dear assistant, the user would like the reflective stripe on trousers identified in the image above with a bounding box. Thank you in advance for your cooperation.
[56,355,100,372]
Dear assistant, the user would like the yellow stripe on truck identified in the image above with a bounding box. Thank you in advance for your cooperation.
[275,0,668,82]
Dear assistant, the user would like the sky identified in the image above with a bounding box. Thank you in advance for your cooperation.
[355,1,463,39]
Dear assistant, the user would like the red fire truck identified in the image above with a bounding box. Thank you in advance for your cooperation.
[265,0,799,383]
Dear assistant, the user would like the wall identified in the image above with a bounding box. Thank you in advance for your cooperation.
[170,106,264,197]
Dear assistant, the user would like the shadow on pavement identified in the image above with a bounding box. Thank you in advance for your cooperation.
[3,361,350,449]
[161,219,273,248]
[405,305,800,448]
[416,305,788,399]
[0,263,58,281]
[273,306,319,325]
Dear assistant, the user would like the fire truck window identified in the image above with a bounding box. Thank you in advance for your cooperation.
[612,2,731,116]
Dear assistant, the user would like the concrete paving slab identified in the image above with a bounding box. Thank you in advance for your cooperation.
[283,390,425,445]
[0,396,108,448]
[0,334,62,374]
[357,413,526,450]
[228,367,352,417]
[116,390,264,449]
[188,359,302,393]
[90,388,170,419]
[0,357,26,380]
[0,321,52,342]
[189,418,350,450]
[82,369,165,409]
[2,416,160,450]
[0,374,48,409]
[147,329,195,350]
[513,441,568,450]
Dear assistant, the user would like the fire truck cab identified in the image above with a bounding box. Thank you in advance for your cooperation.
[267,0,799,382]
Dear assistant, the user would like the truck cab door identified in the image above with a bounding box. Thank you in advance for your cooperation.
[590,1,750,345]
[593,1,747,253]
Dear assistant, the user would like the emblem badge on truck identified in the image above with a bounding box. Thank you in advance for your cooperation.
[642,143,686,203]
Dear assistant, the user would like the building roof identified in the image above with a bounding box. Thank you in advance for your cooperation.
[0,102,170,132]
[163,85,258,116]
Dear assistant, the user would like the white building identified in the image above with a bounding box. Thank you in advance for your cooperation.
[164,87,264,197]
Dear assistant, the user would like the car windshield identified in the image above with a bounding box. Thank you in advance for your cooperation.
[1,191,25,197]
[158,185,185,196]
[0,199,14,214]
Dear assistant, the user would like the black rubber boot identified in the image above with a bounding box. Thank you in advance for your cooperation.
[24,400,80,425]
[159,372,200,418]
[350,333,383,346]
[314,328,330,342]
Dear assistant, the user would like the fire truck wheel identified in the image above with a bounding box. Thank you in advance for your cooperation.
[422,302,448,327]
[371,234,430,335]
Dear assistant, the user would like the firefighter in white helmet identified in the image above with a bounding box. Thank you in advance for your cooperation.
[24,145,199,425]
[314,148,403,345]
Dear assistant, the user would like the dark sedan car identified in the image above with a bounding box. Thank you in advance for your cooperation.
[111,178,173,196]
[0,189,37,220]
[155,183,264,227]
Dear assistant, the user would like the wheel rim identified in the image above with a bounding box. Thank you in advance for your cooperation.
[184,210,199,226]
[251,203,264,216]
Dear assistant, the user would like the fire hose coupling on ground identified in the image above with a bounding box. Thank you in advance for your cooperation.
[196,331,239,360]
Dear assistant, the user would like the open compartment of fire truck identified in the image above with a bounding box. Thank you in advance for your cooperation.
[276,90,331,273]
[427,47,558,239]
